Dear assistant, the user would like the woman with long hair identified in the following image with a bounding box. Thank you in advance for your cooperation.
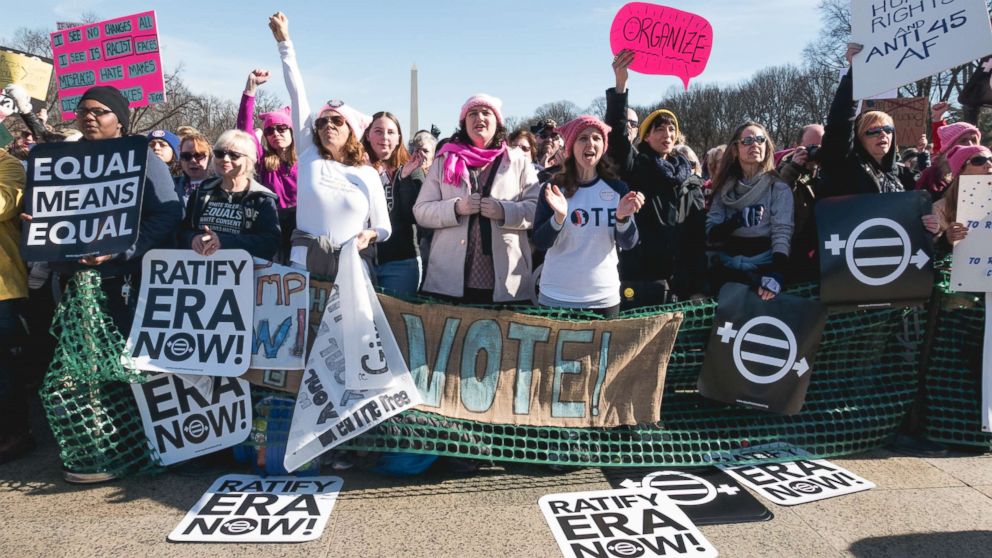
[706,122,794,300]
[269,12,389,279]
[534,116,644,318]
[413,94,539,304]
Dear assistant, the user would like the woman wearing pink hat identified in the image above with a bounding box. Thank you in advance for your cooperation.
[414,93,540,304]
[534,116,644,318]
[932,144,992,248]
[269,12,389,279]
[916,121,982,200]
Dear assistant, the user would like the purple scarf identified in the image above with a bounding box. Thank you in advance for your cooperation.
[437,141,507,186]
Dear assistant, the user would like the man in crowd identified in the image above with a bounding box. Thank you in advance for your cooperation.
[776,124,824,281]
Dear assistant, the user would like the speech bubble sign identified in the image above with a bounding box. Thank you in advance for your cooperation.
[610,2,713,89]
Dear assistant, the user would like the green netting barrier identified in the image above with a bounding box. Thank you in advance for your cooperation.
[40,270,160,478]
[339,282,923,466]
[921,262,991,449]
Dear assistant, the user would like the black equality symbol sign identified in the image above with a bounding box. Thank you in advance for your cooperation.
[698,283,827,415]
[606,467,772,525]
[816,191,934,306]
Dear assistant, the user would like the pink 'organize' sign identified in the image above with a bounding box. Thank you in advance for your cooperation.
[609,2,713,89]
[50,11,165,120]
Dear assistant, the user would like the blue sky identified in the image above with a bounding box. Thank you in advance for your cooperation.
[3,1,824,133]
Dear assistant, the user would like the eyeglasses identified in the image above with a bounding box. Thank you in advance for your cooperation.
[738,135,767,146]
[74,107,114,118]
[968,155,992,166]
[212,149,245,161]
[180,151,208,162]
[264,124,291,136]
[865,125,895,137]
[626,119,639,128]
[315,115,347,130]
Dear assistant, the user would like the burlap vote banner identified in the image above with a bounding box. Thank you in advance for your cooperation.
[378,296,684,428]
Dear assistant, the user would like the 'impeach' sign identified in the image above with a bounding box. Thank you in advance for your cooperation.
[21,136,145,261]
[50,11,165,119]
[379,296,684,428]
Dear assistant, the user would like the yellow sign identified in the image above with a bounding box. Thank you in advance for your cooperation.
[0,47,53,101]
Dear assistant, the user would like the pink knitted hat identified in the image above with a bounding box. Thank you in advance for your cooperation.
[937,122,981,153]
[557,115,612,160]
[318,100,372,138]
[459,94,503,126]
[947,145,990,178]
[260,106,292,130]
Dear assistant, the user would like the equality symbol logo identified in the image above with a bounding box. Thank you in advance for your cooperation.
[620,471,740,505]
[824,218,929,286]
[717,317,809,384]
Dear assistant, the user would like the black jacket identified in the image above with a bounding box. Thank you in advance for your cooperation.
[604,87,706,296]
[180,178,281,260]
[818,69,918,199]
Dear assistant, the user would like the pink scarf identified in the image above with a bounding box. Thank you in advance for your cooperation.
[437,141,507,186]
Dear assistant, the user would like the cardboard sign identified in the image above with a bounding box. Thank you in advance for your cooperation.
[131,373,252,465]
[250,259,309,370]
[950,175,992,291]
[0,46,54,101]
[862,97,928,147]
[49,11,166,120]
[539,488,718,558]
[609,2,713,89]
[697,283,827,415]
[607,468,772,525]
[168,475,343,543]
[20,136,146,261]
[816,191,934,307]
[852,0,992,99]
[126,249,253,376]
[716,443,875,506]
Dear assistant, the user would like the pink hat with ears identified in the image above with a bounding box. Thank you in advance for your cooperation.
[459,94,504,126]
[947,144,989,179]
[319,99,372,138]
[557,115,612,159]
[260,106,292,130]
[937,122,981,153]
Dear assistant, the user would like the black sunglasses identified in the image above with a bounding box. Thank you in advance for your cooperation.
[264,124,291,136]
[315,115,347,130]
[738,135,766,146]
[74,106,114,118]
[212,149,245,161]
[968,155,992,166]
[180,151,208,162]
[865,125,895,137]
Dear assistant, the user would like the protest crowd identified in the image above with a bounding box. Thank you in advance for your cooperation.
[1,9,991,486]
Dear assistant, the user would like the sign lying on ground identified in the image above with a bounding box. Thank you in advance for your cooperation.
[21,136,146,261]
[250,259,309,370]
[539,487,718,558]
[126,249,253,376]
[851,0,992,99]
[698,283,827,415]
[0,46,54,101]
[716,443,875,506]
[168,475,343,543]
[49,11,166,120]
[610,2,713,89]
[380,296,684,428]
[132,373,252,465]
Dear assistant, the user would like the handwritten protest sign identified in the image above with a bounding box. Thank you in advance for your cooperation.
[862,97,928,147]
[950,176,992,291]
[610,2,712,89]
[250,259,309,370]
[20,136,146,261]
[0,46,53,101]
[132,373,252,465]
[126,249,253,376]
[49,11,165,120]
[852,0,992,99]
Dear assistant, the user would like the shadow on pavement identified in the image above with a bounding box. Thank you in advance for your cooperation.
[848,531,992,558]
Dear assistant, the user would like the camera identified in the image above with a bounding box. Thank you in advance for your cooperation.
[804,144,820,162]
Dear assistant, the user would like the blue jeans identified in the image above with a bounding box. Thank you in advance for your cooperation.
[0,299,29,436]
[375,258,420,296]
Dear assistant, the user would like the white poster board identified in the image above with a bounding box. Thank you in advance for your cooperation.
[168,475,343,543]
[716,443,874,506]
[131,373,252,465]
[539,488,718,558]
[851,0,992,99]
[250,258,309,370]
[126,249,253,376]
[950,176,992,291]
